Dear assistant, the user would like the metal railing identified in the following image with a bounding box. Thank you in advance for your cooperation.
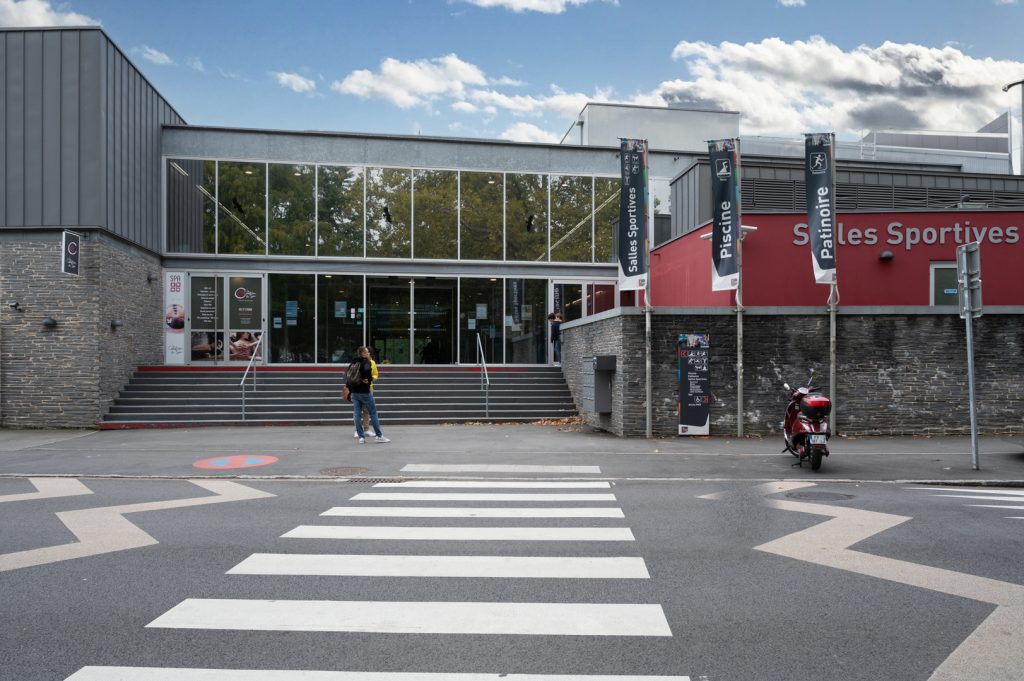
[239,334,265,421]
[476,332,490,418]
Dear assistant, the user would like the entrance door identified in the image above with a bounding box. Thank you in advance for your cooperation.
[413,277,456,364]
[367,277,411,364]
[188,274,266,364]
[188,275,224,363]
[366,277,457,365]
[225,275,265,364]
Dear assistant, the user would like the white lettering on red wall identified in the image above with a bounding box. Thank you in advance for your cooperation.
[792,220,1020,250]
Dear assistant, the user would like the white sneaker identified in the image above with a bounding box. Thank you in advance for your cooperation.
[353,431,359,438]
[358,437,365,444]
[374,436,390,443]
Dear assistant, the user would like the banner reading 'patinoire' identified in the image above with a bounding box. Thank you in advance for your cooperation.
[708,139,740,291]
[618,138,648,292]
[804,133,838,285]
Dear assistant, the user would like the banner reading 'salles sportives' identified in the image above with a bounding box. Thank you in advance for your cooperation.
[618,138,648,292]
[804,133,838,285]
[708,139,740,291]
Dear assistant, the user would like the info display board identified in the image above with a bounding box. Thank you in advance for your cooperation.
[678,333,710,435]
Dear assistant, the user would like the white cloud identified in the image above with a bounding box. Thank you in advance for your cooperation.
[272,71,316,93]
[461,0,603,13]
[452,101,479,113]
[491,75,525,87]
[138,45,173,66]
[186,56,205,73]
[500,122,560,143]
[778,0,806,6]
[0,0,98,26]
[993,0,1018,5]
[662,36,1024,136]
[333,54,487,108]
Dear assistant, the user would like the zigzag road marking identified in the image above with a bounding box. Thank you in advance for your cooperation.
[0,480,275,572]
[719,481,1024,681]
[0,478,92,504]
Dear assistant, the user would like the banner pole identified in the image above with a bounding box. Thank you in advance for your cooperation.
[736,235,744,438]
[829,284,838,435]
[644,140,653,439]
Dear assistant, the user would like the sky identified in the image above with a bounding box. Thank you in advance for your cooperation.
[3,0,1024,143]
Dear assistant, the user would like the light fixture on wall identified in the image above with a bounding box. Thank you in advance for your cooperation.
[41,316,57,329]
[7,301,22,311]
[147,273,158,284]
[879,250,894,261]
[110,319,124,329]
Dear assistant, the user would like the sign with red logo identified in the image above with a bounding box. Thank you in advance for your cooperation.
[229,276,262,330]
[62,231,81,275]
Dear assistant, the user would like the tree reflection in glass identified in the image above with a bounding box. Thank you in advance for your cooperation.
[505,173,548,262]
[550,175,593,263]
[269,164,315,256]
[318,166,364,257]
[366,168,411,258]
[413,169,457,259]
[594,177,618,263]
[218,161,266,255]
[165,158,215,254]
[459,171,503,261]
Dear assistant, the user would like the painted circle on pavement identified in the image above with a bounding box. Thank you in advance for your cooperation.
[193,454,279,470]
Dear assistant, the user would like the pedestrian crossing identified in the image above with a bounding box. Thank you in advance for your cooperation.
[65,464,689,679]
[909,486,1024,519]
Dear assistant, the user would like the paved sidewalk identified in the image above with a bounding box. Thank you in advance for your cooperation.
[0,423,1021,483]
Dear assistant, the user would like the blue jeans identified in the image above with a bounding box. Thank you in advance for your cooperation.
[553,340,561,363]
[352,392,383,438]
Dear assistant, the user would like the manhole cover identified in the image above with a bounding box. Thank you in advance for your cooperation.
[784,491,855,501]
[320,467,371,477]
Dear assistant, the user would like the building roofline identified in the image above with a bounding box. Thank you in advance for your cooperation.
[0,25,187,124]
[578,101,741,116]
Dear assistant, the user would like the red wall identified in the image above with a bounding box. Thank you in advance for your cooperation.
[650,211,1024,307]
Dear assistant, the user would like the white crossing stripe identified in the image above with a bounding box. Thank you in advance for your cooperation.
[322,506,625,518]
[66,667,689,680]
[147,599,672,636]
[930,494,1024,503]
[228,554,650,579]
[282,526,635,541]
[375,481,611,489]
[402,464,602,474]
[908,487,1024,496]
[352,492,617,502]
[967,504,1024,510]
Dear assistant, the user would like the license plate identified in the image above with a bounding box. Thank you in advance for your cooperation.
[809,434,827,445]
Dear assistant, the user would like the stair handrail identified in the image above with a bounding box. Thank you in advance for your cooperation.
[476,332,490,418]
[238,334,265,421]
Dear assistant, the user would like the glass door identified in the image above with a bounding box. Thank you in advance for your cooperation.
[188,275,224,363]
[225,275,265,364]
[459,277,503,364]
[505,278,548,364]
[367,276,411,365]
[413,278,456,364]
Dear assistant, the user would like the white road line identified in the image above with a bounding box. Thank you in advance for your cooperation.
[0,478,92,504]
[351,492,617,502]
[322,507,625,518]
[228,554,650,579]
[66,667,689,680]
[929,494,1024,502]
[966,504,1024,510]
[374,481,611,489]
[146,599,672,636]
[0,481,275,573]
[282,526,635,541]
[907,487,1024,496]
[401,465,602,474]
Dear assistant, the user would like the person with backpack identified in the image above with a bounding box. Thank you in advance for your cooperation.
[347,345,389,444]
[352,346,378,440]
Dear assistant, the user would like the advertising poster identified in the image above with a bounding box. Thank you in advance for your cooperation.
[61,230,81,275]
[618,138,648,291]
[678,333,710,435]
[708,139,741,291]
[508,279,523,324]
[804,133,838,285]
[229,276,262,330]
[163,272,186,364]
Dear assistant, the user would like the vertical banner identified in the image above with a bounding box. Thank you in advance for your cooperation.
[163,272,186,365]
[508,278,523,325]
[618,138,648,292]
[678,333,710,435]
[708,139,740,291]
[804,133,838,284]
[61,230,81,275]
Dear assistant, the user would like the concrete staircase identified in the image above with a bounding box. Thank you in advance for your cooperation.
[99,366,576,428]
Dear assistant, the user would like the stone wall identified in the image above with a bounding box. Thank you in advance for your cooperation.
[562,308,1024,437]
[0,230,162,428]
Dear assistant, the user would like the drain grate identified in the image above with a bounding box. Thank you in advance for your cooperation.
[784,491,855,501]
[319,467,371,477]
[343,477,408,484]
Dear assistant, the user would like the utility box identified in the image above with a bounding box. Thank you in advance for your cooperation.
[581,355,616,414]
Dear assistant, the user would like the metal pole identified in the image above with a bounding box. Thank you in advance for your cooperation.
[736,232,744,438]
[645,303,652,439]
[829,284,838,435]
[963,270,980,470]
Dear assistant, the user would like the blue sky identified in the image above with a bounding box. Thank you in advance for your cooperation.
[5,0,1024,141]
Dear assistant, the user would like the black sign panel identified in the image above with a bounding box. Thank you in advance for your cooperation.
[617,138,647,291]
[708,140,740,291]
[190,276,221,329]
[229,276,262,330]
[61,231,80,275]
[804,133,837,284]
[678,333,710,435]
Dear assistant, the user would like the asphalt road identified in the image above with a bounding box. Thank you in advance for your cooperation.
[3,468,1023,680]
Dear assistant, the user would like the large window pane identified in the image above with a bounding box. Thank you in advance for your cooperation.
[505,173,548,262]
[550,175,593,263]
[268,273,315,363]
[460,278,503,364]
[367,276,410,364]
[366,168,411,258]
[166,159,215,253]
[318,274,364,364]
[413,169,457,259]
[413,278,456,364]
[459,171,503,261]
[594,177,618,263]
[269,163,315,256]
[218,161,266,255]
[505,278,547,364]
[318,165,364,258]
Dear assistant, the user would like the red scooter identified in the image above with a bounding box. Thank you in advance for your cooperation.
[782,370,832,471]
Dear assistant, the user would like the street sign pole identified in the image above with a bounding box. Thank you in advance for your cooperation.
[957,242,982,471]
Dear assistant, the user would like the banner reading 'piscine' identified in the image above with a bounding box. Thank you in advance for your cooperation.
[708,139,740,291]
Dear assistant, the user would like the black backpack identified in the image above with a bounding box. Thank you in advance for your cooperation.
[345,360,362,387]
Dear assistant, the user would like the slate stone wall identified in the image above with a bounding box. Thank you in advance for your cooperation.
[562,309,1024,437]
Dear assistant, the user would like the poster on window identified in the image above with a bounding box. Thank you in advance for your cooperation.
[163,272,186,364]
[678,333,710,435]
